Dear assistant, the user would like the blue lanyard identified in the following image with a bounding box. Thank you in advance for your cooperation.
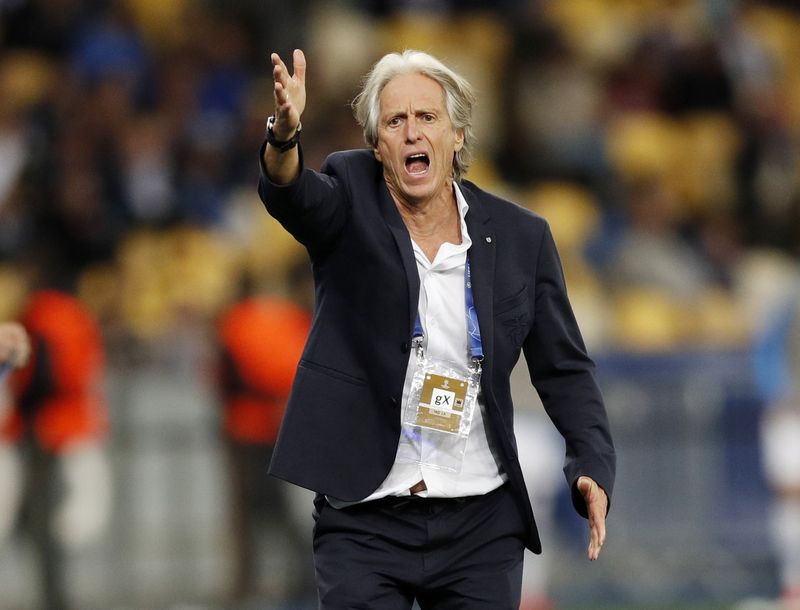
[412,256,484,363]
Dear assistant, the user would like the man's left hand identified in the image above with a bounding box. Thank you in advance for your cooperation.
[577,475,608,561]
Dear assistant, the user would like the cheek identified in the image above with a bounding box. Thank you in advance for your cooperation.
[381,150,402,173]
[437,147,455,170]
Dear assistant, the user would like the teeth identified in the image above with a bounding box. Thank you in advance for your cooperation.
[408,153,427,160]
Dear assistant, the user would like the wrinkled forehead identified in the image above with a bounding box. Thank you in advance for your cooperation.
[378,72,448,116]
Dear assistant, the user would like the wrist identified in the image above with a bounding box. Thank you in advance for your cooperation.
[266,116,302,152]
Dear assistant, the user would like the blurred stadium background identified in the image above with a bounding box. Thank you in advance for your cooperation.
[1,0,799,608]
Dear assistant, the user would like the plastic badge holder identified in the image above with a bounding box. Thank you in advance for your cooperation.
[401,348,481,473]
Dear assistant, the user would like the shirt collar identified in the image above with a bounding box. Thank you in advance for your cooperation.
[453,182,472,250]
[454,181,469,221]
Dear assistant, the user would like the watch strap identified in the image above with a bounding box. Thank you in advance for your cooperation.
[266,116,301,152]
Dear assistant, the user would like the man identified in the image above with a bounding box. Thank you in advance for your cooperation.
[1,290,111,610]
[215,264,314,605]
[259,48,615,609]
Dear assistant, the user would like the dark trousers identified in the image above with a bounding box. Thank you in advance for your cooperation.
[21,443,67,610]
[313,484,526,609]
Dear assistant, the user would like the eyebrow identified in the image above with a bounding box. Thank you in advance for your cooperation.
[382,108,438,120]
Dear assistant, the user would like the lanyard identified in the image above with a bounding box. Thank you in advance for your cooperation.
[412,256,484,363]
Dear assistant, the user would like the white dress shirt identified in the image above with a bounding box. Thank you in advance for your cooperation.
[330,184,506,506]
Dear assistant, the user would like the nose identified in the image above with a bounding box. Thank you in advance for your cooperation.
[404,116,421,142]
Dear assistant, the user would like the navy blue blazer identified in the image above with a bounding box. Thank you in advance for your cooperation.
[258,147,615,553]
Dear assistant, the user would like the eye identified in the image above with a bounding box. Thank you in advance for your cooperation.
[387,116,402,127]
[422,113,436,123]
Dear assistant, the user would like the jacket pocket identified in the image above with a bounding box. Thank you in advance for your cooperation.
[494,284,528,316]
[298,359,367,386]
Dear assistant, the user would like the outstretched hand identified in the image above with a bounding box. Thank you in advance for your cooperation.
[271,49,306,140]
[577,476,608,561]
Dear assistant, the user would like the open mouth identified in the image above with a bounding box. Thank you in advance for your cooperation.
[405,153,430,175]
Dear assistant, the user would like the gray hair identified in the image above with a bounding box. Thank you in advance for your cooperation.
[352,50,476,182]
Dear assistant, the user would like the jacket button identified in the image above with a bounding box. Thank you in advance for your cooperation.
[390,396,399,408]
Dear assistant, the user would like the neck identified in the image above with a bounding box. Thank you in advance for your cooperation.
[393,183,457,232]
[392,183,462,261]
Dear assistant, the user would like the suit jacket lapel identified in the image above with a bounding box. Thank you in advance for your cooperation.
[377,180,420,335]
[462,183,495,374]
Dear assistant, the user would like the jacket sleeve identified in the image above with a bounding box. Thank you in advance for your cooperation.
[257,142,349,256]
[523,222,616,518]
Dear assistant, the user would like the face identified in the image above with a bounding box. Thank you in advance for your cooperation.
[374,73,464,208]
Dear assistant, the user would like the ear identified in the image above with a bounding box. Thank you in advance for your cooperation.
[373,148,382,162]
[454,128,465,152]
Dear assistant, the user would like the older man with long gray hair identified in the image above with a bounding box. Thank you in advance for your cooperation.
[259,48,616,609]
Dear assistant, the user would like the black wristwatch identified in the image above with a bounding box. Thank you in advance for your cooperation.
[266,116,302,152]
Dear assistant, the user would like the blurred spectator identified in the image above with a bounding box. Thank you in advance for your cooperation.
[70,3,150,95]
[205,0,312,61]
[1,0,87,56]
[606,176,712,301]
[119,113,178,225]
[215,261,314,607]
[0,50,53,262]
[496,20,609,187]
[0,288,111,610]
[758,279,800,609]
[762,398,800,609]
[603,34,670,116]
[721,2,800,256]
[661,39,735,116]
[509,357,565,610]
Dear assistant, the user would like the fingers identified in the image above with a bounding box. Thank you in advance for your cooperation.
[270,50,303,125]
[274,81,290,111]
[293,48,306,83]
[271,50,304,90]
[271,53,288,97]
[587,506,606,560]
[271,52,286,84]
[577,476,608,561]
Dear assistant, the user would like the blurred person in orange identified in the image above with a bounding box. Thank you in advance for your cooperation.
[216,262,314,607]
[258,49,615,609]
[0,289,112,610]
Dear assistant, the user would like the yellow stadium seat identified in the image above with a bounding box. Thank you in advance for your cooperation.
[610,288,688,351]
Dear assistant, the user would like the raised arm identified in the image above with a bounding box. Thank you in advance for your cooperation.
[263,49,307,185]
